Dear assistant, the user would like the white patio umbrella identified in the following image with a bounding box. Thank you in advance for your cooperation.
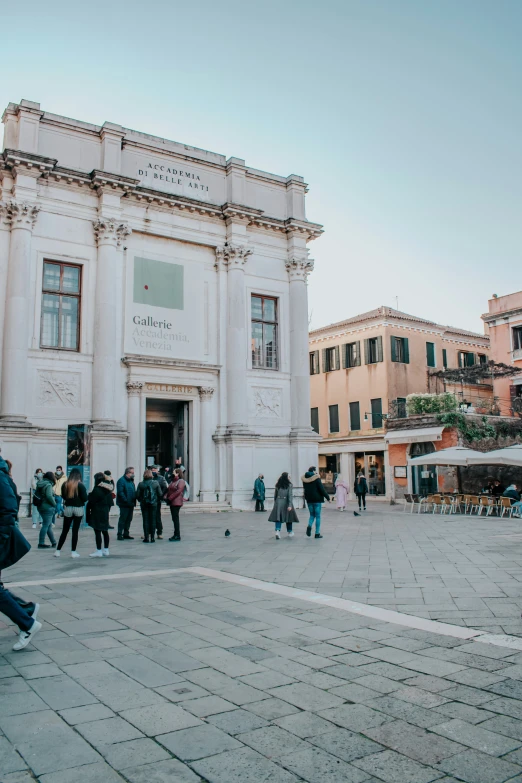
[408,447,479,467]
[466,444,522,467]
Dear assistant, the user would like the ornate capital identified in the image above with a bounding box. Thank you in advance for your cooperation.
[286,257,314,282]
[198,386,215,400]
[215,243,253,270]
[126,381,143,396]
[93,217,131,247]
[4,200,40,230]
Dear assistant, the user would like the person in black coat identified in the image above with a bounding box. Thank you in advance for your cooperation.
[354,473,369,511]
[116,467,136,541]
[0,455,43,650]
[55,468,88,558]
[152,466,167,539]
[301,466,331,539]
[86,472,114,558]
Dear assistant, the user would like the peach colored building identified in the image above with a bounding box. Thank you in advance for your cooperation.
[309,306,491,499]
[482,291,522,415]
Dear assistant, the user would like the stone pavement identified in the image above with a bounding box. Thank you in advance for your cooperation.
[2,503,522,782]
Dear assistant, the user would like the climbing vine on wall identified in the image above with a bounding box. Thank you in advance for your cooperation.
[437,412,522,444]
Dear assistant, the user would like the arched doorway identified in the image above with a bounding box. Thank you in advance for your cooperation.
[410,442,438,495]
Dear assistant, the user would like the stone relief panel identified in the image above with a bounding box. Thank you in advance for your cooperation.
[38,371,81,408]
[251,387,282,418]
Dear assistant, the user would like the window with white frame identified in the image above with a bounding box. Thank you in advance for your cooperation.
[251,295,278,369]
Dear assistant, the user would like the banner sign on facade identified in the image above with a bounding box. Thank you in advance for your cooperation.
[67,424,92,489]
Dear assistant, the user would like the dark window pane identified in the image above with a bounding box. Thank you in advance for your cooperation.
[263,298,276,322]
[251,322,263,367]
[264,324,277,368]
[62,266,80,294]
[60,296,78,349]
[311,407,319,433]
[349,401,360,430]
[371,398,383,428]
[426,342,436,367]
[251,296,263,320]
[41,294,59,347]
[329,404,339,433]
[43,263,60,291]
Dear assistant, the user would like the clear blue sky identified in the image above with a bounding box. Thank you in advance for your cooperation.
[3,0,521,333]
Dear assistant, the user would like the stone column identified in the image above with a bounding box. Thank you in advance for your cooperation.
[220,244,252,433]
[92,218,130,426]
[286,257,315,434]
[0,201,40,422]
[198,386,215,500]
[126,381,143,474]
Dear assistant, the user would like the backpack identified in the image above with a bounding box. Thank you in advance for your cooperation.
[142,482,157,505]
[32,490,44,508]
[183,481,190,501]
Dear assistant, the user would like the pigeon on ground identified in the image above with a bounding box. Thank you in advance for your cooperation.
[225,529,231,537]
[353,511,360,517]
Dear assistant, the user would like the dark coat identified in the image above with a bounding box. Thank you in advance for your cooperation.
[0,457,29,571]
[86,482,114,531]
[253,477,266,501]
[153,473,168,498]
[268,484,299,524]
[165,479,185,508]
[36,478,56,512]
[354,477,369,496]
[116,475,136,507]
[301,472,330,504]
[503,487,521,503]
[61,482,88,506]
[136,479,162,506]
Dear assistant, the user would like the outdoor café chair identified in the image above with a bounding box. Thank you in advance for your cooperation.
[478,496,493,516]
[404,494,422,513]
[499,497,514,518]
[441,496,456,514]
[418,495,433,513]
[468,496,481,515]
[431,494,443,514]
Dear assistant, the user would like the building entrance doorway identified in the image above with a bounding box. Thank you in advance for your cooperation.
[410,441,437,495]
[145,399,189,480]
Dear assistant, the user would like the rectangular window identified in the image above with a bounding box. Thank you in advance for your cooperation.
[371,398,383,428]
[251,295,278,369]
[458,351,476,368]
[311,407,319,433]
[349,401,361,431]
[309,350,320,375]
[478,353,487,365]
[364,335,383,364]
[322,346,340,373]
[514,327,522,351]
[426,342,436,368]
[396,397,407,418]
[41,261,81,351]
[329,404,339,433]
[343,341,361,368]
[442,348,448,368]
[390,336,409,363]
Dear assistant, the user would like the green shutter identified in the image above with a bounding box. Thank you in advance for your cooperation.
[355,341,361,366]
[364,339,369,365]
[371,398,382,428]
[334,346,340,370]
[467,352,476,367]
[349,401,360,430]
[342,345,347,369]
[322,348,327,373]
[391,336,397,362]
[403,338,410,364]
[426,342,435,367]
[458,352,463,368]
[443,348,447,368]
[376,335,383,362]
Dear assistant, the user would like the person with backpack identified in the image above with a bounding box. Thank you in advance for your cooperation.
[301,466,331,539]
[54,468,88,558]
[35,471,57,549]
[31,468,43,528]
[136,469,162,543]
[151,466,167,539]
[354,472,369,511]
[165,468,186,542]
[86,472,114,557]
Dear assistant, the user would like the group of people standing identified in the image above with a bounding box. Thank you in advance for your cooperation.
[334,473,369,511]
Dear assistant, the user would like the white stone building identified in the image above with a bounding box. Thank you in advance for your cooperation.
[0,99,321,509]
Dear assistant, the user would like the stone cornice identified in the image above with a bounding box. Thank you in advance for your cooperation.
[122,355,221,372]
[482,307,522,324]
[90,170,139,195]
[2,148,57,179]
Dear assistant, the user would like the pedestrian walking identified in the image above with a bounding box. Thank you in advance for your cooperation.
[54,466,67,519]
[354,472,368,511]
[103,471,116,528]
[54,468,87,558]
[136,469,162,543]
[5,460,21,525]
[35,471,57,549]
[165,468,185,541]
[116,467,136,540]
[335,475,349,511]
[268,472,299,539]
[252,474,266,512]
[86,472,114,557]
[152,466,167,539]
[0,454,42,650]
[31,468,43,529]
[301,466,331,540]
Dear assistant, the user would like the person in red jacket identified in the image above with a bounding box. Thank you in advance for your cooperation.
[165,468,185,542]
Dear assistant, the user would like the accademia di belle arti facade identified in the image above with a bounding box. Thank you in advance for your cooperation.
[0,99,322,509]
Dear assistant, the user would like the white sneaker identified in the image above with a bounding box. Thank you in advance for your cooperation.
[275,531,281,539]
[102,548,110,557]
[13,620,42,651]
[54,550,60,557]
[32,523,36,529]
[71,551,80,558]
[288,531,294,537]
[89,550,103,558]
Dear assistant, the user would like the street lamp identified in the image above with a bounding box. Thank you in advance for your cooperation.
[363,412,389,422]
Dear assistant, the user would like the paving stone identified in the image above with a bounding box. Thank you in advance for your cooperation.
[363,695,448,728]
[280,745,369,782]
[433,718,522,756]
[352,748,442,783]
[120,702,202,735]
[319,703,394,732]
[239,670,296,689]
[0,736,27,773]
[273,710,336,739]
[239,725,309,759]
[77,716,144,746]
[434,702,496,724]
[403,674,455,692]
[310,727,384,762]
[351,675,402,694]
[29,674,99,710]
[328,682,382,702]
[208,707,269,734]
[487,697,522,720]
[0,688,48,716]
[441,684,500,706]
[118,756,201,782]
[109,654,184,687]
[38,761,126,783]
[14,663,63,680]
[59,703,115,725]
[245,697,301,720]
[101,739,171,770]
[0,710,100,776]
[446,669,508,688]
[2,773,39,783]
[399,656,467,677]
[487,679,522,700]
[480,714,522,741]
[157,722,242,760]
[191,745,301,783]
[435,748,522,783]
[182,695,237,717]
[154,682,210,703]
[364,718,465,764]
[392,685,449,708]
[267,682,344,711]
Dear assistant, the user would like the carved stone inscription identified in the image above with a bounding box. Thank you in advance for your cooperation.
[252,387,282,418]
